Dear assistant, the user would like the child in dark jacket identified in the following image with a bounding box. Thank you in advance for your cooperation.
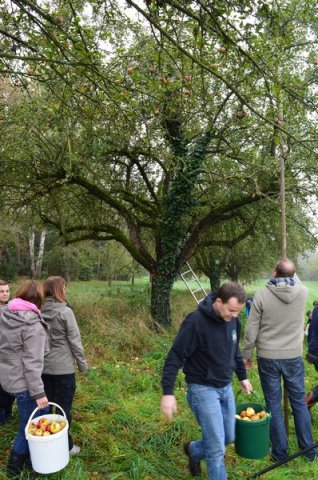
[0,279,15,424]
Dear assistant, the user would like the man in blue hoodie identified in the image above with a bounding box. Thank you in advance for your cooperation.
[161,282,252,480]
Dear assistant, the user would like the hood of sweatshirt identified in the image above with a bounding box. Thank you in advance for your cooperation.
[266,277,303,304]
[0,305,43,329]
[41,297,67,322]
[198,292,223,322]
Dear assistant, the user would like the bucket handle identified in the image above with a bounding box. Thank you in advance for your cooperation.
[236,390,267,411]
[26,401,67,431]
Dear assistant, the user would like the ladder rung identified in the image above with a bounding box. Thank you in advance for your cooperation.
[192,288,204,294]
[181,269,192,276]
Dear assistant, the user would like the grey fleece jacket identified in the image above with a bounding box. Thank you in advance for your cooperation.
[0,307,50,399]
[243,278,308,360]
[42,297,88,375]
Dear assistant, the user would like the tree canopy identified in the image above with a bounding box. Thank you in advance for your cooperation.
[1,0,317,325]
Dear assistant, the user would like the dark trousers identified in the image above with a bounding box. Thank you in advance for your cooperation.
[0,384,15,423]
[42,373,76,450]
[306,353,318,402]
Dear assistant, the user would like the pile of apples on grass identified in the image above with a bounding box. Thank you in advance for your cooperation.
[28,417,66,436]
[235,406,269,422]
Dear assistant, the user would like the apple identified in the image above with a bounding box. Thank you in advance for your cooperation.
[259,410,267,419]
[250,414,260,421]
[28,426,37,435]
[59,421,66,429]
[240,410,247,418]
[42,431,51,436]
[48,421,62,434]
[34,428,43,436]
[184,75,193,82]
[182,88,190,96]
[245,407,255,417]
[127,67,134,75]
[218,47,227,54]
[38,418,49,427]
[242,417,251,421]
[313,59,318,65]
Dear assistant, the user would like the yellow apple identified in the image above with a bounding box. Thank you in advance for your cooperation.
[48,421,62,434]
[246,407,255,417]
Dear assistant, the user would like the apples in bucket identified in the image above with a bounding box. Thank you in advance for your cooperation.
[28,417,67,436]
[235,406,269,421]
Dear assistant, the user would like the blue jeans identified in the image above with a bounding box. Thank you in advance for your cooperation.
[258,357,316,461]
[10,391,49,455]
[187,383,235,480]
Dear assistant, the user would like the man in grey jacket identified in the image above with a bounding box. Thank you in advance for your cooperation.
[243,259,316,462]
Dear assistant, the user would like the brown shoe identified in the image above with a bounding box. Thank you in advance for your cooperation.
[184,442,202,477]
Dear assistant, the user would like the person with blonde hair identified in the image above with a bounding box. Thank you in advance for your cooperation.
[0,279,50,477]
[42,276,88,456]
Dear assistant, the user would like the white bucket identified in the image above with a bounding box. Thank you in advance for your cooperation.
[25,401,70,474]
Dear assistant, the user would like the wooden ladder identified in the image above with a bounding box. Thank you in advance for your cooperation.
[180,262,208,304]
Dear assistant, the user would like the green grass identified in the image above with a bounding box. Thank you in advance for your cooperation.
[0,278,318,479]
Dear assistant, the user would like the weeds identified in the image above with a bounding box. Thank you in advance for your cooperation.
[0,279,318,479]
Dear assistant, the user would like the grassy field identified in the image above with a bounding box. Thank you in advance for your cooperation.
[1,278,318,479]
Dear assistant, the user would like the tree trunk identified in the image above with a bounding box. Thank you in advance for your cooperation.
[35,229,46,279]
[29,229,36,278]
[150,274,173,327]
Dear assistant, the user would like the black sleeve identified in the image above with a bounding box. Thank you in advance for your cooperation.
[161,315,199,395]
[235,318,247,381]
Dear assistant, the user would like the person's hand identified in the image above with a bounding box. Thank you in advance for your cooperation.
[240,379,253,394]
[244,358,252,370]
[36,396,49,409]
[160,395,177,420]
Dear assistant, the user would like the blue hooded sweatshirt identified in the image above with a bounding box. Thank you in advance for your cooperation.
[161,292,247,395]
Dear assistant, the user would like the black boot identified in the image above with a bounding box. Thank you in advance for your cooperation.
[7,451,27,478]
